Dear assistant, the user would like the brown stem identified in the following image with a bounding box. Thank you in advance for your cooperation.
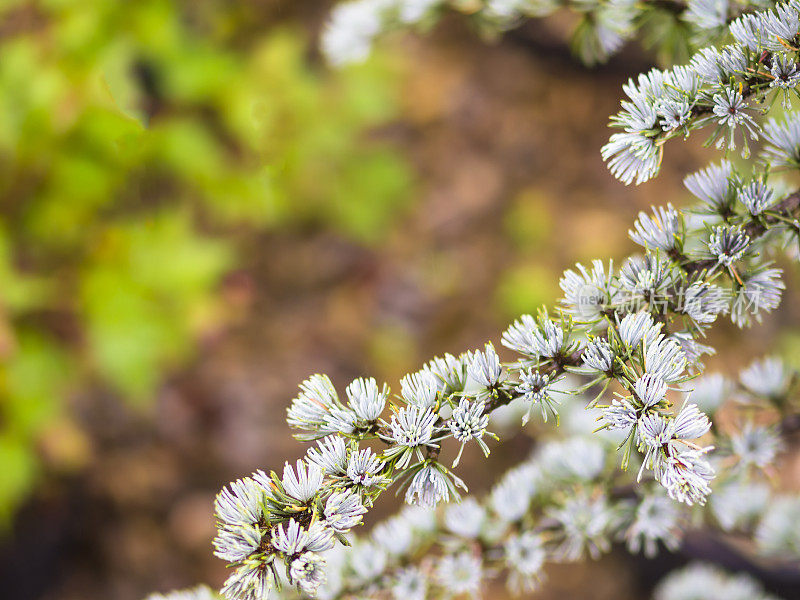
[778,413,800,436]
[745,191,800,238]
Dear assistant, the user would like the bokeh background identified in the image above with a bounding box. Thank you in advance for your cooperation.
[1,1,799,599]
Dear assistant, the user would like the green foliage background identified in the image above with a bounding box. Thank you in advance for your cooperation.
[0,0,412,523]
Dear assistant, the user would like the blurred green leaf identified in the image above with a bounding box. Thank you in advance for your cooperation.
[2,331,70,436]
[495,263,559,319]
[80,213,231,401]
[0,434,37,525]
[0,0,414,522]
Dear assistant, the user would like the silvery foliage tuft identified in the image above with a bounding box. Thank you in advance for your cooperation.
[708,224,751,266]
[757,495,800,557]
[306,436,348,476]
[391,566,428,600]
[501,311,566,361]
[346,377,388,423]
[504,531,546,592]
[346,447,386,489]
[740,356,790,398]
[559,260,616,323]
[625,493,682,557]
[290,552,327,596]
[603,4,800,183]
[447,397,493,466]
[547,492,614,561]
[372,515,414,556]
[282,460,324,503]
[629,204,682,251]
[654,562,783,600]
[203,352,795,600]
[729,422,783,469]
[739,180,776,216]
[405,462,467,508]
[401,369,440,410]
[435,551,483,597]
[383,404,440,468]
[444,497,486,539]
[515,368,562,424]
[582,339,615,373]
[324,490,367,533]
[711,480,770,532]
[684,160,735,212]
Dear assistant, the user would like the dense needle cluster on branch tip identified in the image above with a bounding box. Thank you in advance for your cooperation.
[204,144,800,598]
[320,0,772,67]
[157,355,797,600]
[223,358,795,600]
[604,0,800,184]
[146,3,800,600]
[296,361,797,600]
